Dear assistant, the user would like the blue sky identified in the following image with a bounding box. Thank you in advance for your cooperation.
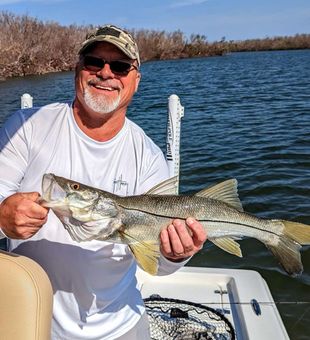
[1,0,309,41]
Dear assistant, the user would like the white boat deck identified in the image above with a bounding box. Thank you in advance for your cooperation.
[136,266,289,340]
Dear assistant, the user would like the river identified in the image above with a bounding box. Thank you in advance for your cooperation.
[0,49,309,339]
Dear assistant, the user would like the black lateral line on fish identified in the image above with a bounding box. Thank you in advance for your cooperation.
[117,205,281,237]
[201,219,281,236]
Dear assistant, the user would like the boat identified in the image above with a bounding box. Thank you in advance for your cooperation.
[137,266,289,339]
[0,249,290,339]
[0,94,290,339]
[0,249,53,340]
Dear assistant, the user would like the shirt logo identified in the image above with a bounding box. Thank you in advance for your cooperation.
[113,175,128,196]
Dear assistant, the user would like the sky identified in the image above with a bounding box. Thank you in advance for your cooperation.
[0,0,309,42]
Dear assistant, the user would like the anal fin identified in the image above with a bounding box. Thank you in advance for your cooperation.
[210,237,242,257]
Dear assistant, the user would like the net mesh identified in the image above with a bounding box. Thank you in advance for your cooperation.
[144,296,235,340]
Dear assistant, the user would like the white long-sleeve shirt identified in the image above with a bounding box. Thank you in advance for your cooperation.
[0,102,187,339]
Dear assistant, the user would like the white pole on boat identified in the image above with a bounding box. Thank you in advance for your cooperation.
[21,93,33,109]
[166,94,184,194]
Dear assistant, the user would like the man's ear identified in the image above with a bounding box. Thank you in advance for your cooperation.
[135,72,141,92]
[74,60,83,80]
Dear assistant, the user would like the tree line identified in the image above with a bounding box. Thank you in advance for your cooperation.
[0,12,309,79]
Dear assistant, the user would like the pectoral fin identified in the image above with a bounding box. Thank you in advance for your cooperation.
[210,237,242,257]
[120,231,160,275]
[129,241,160,275]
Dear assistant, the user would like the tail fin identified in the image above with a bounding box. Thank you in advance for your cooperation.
[267,220,309,277]
[282,221,310,245]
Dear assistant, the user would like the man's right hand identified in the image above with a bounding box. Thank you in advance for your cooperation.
[0,192,49,239]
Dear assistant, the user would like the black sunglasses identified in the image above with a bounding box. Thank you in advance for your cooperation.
[83,55,138,75]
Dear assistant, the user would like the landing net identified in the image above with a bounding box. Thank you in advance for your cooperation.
[144,296,235,340]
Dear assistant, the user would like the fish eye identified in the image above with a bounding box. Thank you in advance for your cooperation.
[71,183,80,190]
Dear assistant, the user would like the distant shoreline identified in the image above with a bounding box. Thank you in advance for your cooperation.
[1,48,309,82]
[1,11,309,80]
[1,48,310,82]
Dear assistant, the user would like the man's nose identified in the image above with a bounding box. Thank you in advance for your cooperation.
[96,63,115,78]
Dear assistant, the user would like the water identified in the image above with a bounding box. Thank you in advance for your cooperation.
[0,50,309,339]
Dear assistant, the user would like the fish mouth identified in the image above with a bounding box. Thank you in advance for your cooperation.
[41,173,67,207]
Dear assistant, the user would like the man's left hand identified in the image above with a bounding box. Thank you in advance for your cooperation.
[160,218,207,261]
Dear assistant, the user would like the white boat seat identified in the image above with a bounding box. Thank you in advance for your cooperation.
[0,250,53,340]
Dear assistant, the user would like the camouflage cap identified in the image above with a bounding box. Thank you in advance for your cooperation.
[79,24,140,66]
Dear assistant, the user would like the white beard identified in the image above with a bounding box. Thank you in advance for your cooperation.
[83,88,121,115]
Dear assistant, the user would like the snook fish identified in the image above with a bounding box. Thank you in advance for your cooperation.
[41,173,310,276]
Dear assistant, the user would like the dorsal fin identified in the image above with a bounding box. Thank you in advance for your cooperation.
[195,179,243,211]
[145,176,178,195]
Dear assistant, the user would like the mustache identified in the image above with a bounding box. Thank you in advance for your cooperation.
[87,78,122,90]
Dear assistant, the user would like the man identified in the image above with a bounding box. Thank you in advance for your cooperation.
[0,25,206,339]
